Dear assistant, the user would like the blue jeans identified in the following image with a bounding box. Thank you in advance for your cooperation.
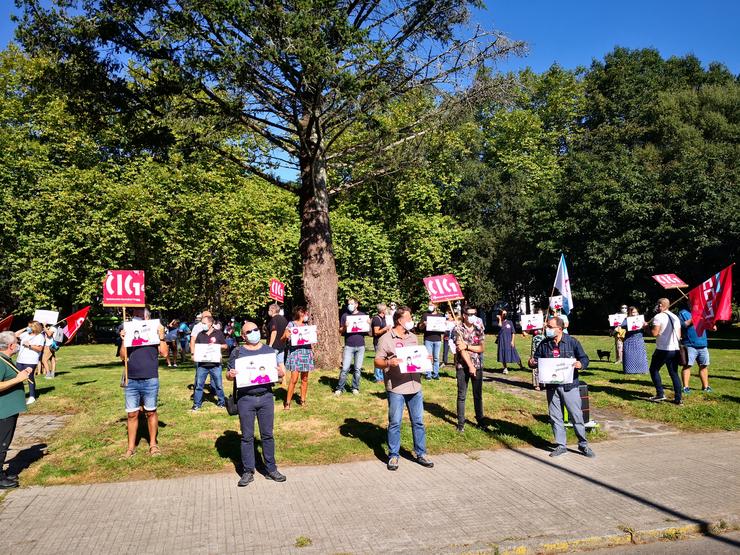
[16,363,36,399]
[237,392,276,473]
[373,344,384,381]
[387,390,427,458]
[649,349,682,401]
[193,364,225,407]
[424,340,441,378]
[337,346,365,392]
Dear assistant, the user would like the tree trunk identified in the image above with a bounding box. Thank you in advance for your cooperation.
[299,148,342,370]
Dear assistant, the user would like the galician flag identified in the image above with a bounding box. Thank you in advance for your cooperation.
[553,254,573,315]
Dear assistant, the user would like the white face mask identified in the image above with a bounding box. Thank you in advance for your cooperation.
[403,320,414,331]
[428,305,435,312]
[303,315,309,323]
[348,304,356,312]
[279,309,284,316]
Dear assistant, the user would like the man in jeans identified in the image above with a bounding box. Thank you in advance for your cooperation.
[191,315,228,411]
[374,306,434,471]
[679,305,715,394]
[646,298,683,405]
[335,298,370,395]
[419,301,443,380]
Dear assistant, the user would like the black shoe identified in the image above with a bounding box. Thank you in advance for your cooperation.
[237,471,254,487]
[432,375,440,380]
[474,421,488,431]
[0,471,17,482]
[456,425,464,434]
[387,456,399,471]
[0,478,19,489]
[549,446,568,457]
[265,470,286,482]
[416,455,434,468]
[579,446,596,458]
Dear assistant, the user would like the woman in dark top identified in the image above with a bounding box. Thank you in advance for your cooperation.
[496,310,523,374]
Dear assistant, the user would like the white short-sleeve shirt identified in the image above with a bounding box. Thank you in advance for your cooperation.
[16,332,45,365]
[653,311,680,351]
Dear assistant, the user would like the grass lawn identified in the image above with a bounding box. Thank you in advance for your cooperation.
[18,332,738,486]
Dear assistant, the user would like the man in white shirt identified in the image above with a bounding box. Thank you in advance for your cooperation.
[646,298,682,404]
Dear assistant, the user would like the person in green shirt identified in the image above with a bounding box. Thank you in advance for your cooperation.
[0,330,33,489]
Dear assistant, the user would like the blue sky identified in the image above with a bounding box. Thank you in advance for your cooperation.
[0,2,737,74]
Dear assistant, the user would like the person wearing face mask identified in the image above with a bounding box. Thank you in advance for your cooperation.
[189,310,212,355]
[418,302,443,380]
[266,303,289,369]
[374,306,434,471]
[452,306,486,432]
[371,303,391,383]
[0,331,33,489]
[119,307,168,458]
[335,298,370,396]
[191,316,228,411]
[14,321,45,405]
[281,306,315,408]
[529,317,594,458]
[226,322,287,487]
[496,309,523,375]
[385,302,397,328]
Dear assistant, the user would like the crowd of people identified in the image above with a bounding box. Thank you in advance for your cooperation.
[0,294,718,490]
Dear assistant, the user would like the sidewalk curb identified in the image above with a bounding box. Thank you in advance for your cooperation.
[494,517,739,554]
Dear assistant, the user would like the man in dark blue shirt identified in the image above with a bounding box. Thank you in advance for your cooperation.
[529,316,595,458]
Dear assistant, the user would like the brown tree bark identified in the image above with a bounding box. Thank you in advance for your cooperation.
[299,147,342,370]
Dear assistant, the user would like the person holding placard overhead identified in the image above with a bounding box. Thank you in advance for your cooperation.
[419,301,443,380]
[282,306,315,409]
[335,298,370,396]
[191,315,228,411]
[226,322,286,487]
[529,317,594,458]
[374,306,434,471]
[646,298,683,404]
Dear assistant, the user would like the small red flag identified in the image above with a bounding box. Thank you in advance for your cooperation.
[0,314,13,332]
[689,264,734,336]
[62,306,91,344]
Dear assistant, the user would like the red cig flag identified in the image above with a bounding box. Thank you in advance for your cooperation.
[689,264,733,336]
[62,306,91,344]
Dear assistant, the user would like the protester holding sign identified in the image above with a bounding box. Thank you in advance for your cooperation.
[282,306,315,409]
[336,298,370,396]
[452,306,486,433]
[15,322,45,405]
[120,308,167,457]
[529,317,594,458]
[226,322,286,487]
[646,298,683,404]
[612,305,628,363]
[679,305,714,394]
[374,306,434,471]
[371,304,391,383]
[418,302,444,380]
[621,307,648,375]
[191,316,227,411]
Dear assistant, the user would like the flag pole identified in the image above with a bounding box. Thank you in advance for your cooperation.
[122,307,129,386]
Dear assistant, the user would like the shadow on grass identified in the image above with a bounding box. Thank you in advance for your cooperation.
[5,443,48,476]
[318,375,339,391]
[487,376,537,390]
[35,386,55,396]
[214,429,267,476]
[339,418,416,463]
[587,383,653,401]
[486,419,552,450]
[609,378,654,387]
[54,371,71,376]
[73,380,97,386]
[72,361,123,369]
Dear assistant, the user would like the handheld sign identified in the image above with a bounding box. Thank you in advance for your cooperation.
[290,325,318,346]
[103,270,146,307]
[626,315,645,331]
[396,345,432,374]
[123,319,161,348]
[345,315,370,333]
[608,313,625,327]
[234,353,279,387]
[425,315,447,333]
[269,278,285,302]
[193,343,222,363]
[549,295,563,311]
[537,357,575,385]
[33,310,59,326]
[651,273,688,289]
[520,313,544,331]
[423,274,463,302]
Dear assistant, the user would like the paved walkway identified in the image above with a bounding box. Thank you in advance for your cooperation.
[1,431,738,554]
[4,414,71,474]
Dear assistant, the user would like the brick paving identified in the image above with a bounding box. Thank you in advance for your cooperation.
[1,431,737,554]
[4,414,71,473]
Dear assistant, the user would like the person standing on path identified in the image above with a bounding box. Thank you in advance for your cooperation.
[419,302,443,380]
[496,309,523,374]
[529,317,595,458]
[374,306,434,471]
[646,298,683,405]
[371,303,391,383]
[335,298,370,396]
[0,331,32,489]
[226,322,286,487]
[679,305,714,394]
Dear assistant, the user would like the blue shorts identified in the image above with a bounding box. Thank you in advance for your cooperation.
[276,350,285,366]
[686,346,710,367]
[124,377,159,413]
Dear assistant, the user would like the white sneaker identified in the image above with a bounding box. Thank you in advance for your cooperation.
[26,396,36,405]
[173,364,178,368]
[352,389,360,395]
[333,390,342,396]
[502,368,509,375]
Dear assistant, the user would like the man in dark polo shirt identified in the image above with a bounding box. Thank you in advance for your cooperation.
[192,315,228,411]
[267,303,289,382]
[335,298,371,395]
[374,306,434,471]
[0,331,32,489]
[120,308,167,458]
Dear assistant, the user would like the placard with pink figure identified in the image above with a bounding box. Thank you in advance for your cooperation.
[520,313,544,332]
[345,315,371,333]
[234,353,279,388]
[549,295,563,311]
[626,315,645,331]
[123,319,161,348]
[608,313,624,327]
[396,345,432,374]
[290,325,318,346]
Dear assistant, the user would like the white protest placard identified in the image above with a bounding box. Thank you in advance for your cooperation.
[123,319,161,348]
[538,357,575,384]
[626,315,645,331]
[33,310,59,326]
[234,353,279,388]
[345,315,370,333]
[193,343,222,363]
[520,313,544,332]
[425,315,447,333]
[396,345,432,374]
[608,313,624,327]
[289,325,318,346]
[549,295,564,310]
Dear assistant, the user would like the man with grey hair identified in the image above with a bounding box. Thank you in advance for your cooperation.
[529,317,594,458]
[371,303,391,383]
[0,331,32,488]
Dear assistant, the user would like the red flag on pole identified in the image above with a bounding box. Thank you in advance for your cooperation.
[62,306,91,344]
[689,264,734,336]
[0,315,13,332]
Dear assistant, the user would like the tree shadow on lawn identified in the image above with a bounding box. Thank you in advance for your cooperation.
[72,361,123,369]
[214,430,268,476]
[486,375,537,390]
[608,378,654,387]
[338,418,416,463]
[73,380,98,386]
[586,383,653,401]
